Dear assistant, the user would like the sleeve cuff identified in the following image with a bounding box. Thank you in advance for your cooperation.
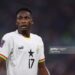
[0,53,7,60]
[39,58,45,63]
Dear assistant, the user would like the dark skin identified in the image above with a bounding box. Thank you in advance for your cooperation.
[38,62,50,75]
[0,58,6,70]
[16,11,33,37]
[0,10,50,75]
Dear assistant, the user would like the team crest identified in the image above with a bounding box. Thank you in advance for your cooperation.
[0,40,5,47]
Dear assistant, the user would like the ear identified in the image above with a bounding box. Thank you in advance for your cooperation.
[31,19,34,24]
[31,21,34,24]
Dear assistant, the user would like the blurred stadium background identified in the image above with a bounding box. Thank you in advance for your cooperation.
[0,0,75,75]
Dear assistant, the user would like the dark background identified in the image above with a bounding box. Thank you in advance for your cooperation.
[0,0,75,75]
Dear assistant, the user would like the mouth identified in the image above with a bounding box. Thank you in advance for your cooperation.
[21,26,27,29]
[20,26,29,30]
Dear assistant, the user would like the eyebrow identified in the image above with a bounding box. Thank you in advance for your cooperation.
[18,15,31,17]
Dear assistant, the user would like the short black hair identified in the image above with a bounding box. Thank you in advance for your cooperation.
[16,8,32,15]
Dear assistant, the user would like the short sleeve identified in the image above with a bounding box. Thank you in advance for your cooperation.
[0,34,12,60]
[38,37,45,63]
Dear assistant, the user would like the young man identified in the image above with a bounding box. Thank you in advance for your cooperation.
[0,8,50,75]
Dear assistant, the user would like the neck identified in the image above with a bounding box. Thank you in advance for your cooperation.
[18,30,30,38]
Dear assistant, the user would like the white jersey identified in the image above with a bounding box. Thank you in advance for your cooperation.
[0,30,45,75]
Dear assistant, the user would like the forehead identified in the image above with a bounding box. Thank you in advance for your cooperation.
[17,11,31,17]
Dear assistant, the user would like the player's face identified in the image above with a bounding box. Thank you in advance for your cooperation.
[16,11,33,31]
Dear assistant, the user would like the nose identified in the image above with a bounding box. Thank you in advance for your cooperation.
[21,19,26,23]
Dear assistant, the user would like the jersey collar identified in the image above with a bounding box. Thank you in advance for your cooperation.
[15,30,32,39]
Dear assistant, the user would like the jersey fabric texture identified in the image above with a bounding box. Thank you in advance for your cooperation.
[0,30,45,75]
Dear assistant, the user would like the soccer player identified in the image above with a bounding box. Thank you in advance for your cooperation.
[0,8,50,75]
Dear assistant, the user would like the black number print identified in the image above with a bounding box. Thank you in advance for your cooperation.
[29,59,35,68]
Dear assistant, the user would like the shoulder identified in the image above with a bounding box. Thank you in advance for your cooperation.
[31,33,43,44]
[2,31,15,40]
[31,33,42,40]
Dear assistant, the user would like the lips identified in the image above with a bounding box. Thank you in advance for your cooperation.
[21,26,27,29]
[20,26,28,28]
[19,25,29,30]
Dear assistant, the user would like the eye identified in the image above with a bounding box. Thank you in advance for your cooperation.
[24,16,31,19]
[17,16,23,20]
